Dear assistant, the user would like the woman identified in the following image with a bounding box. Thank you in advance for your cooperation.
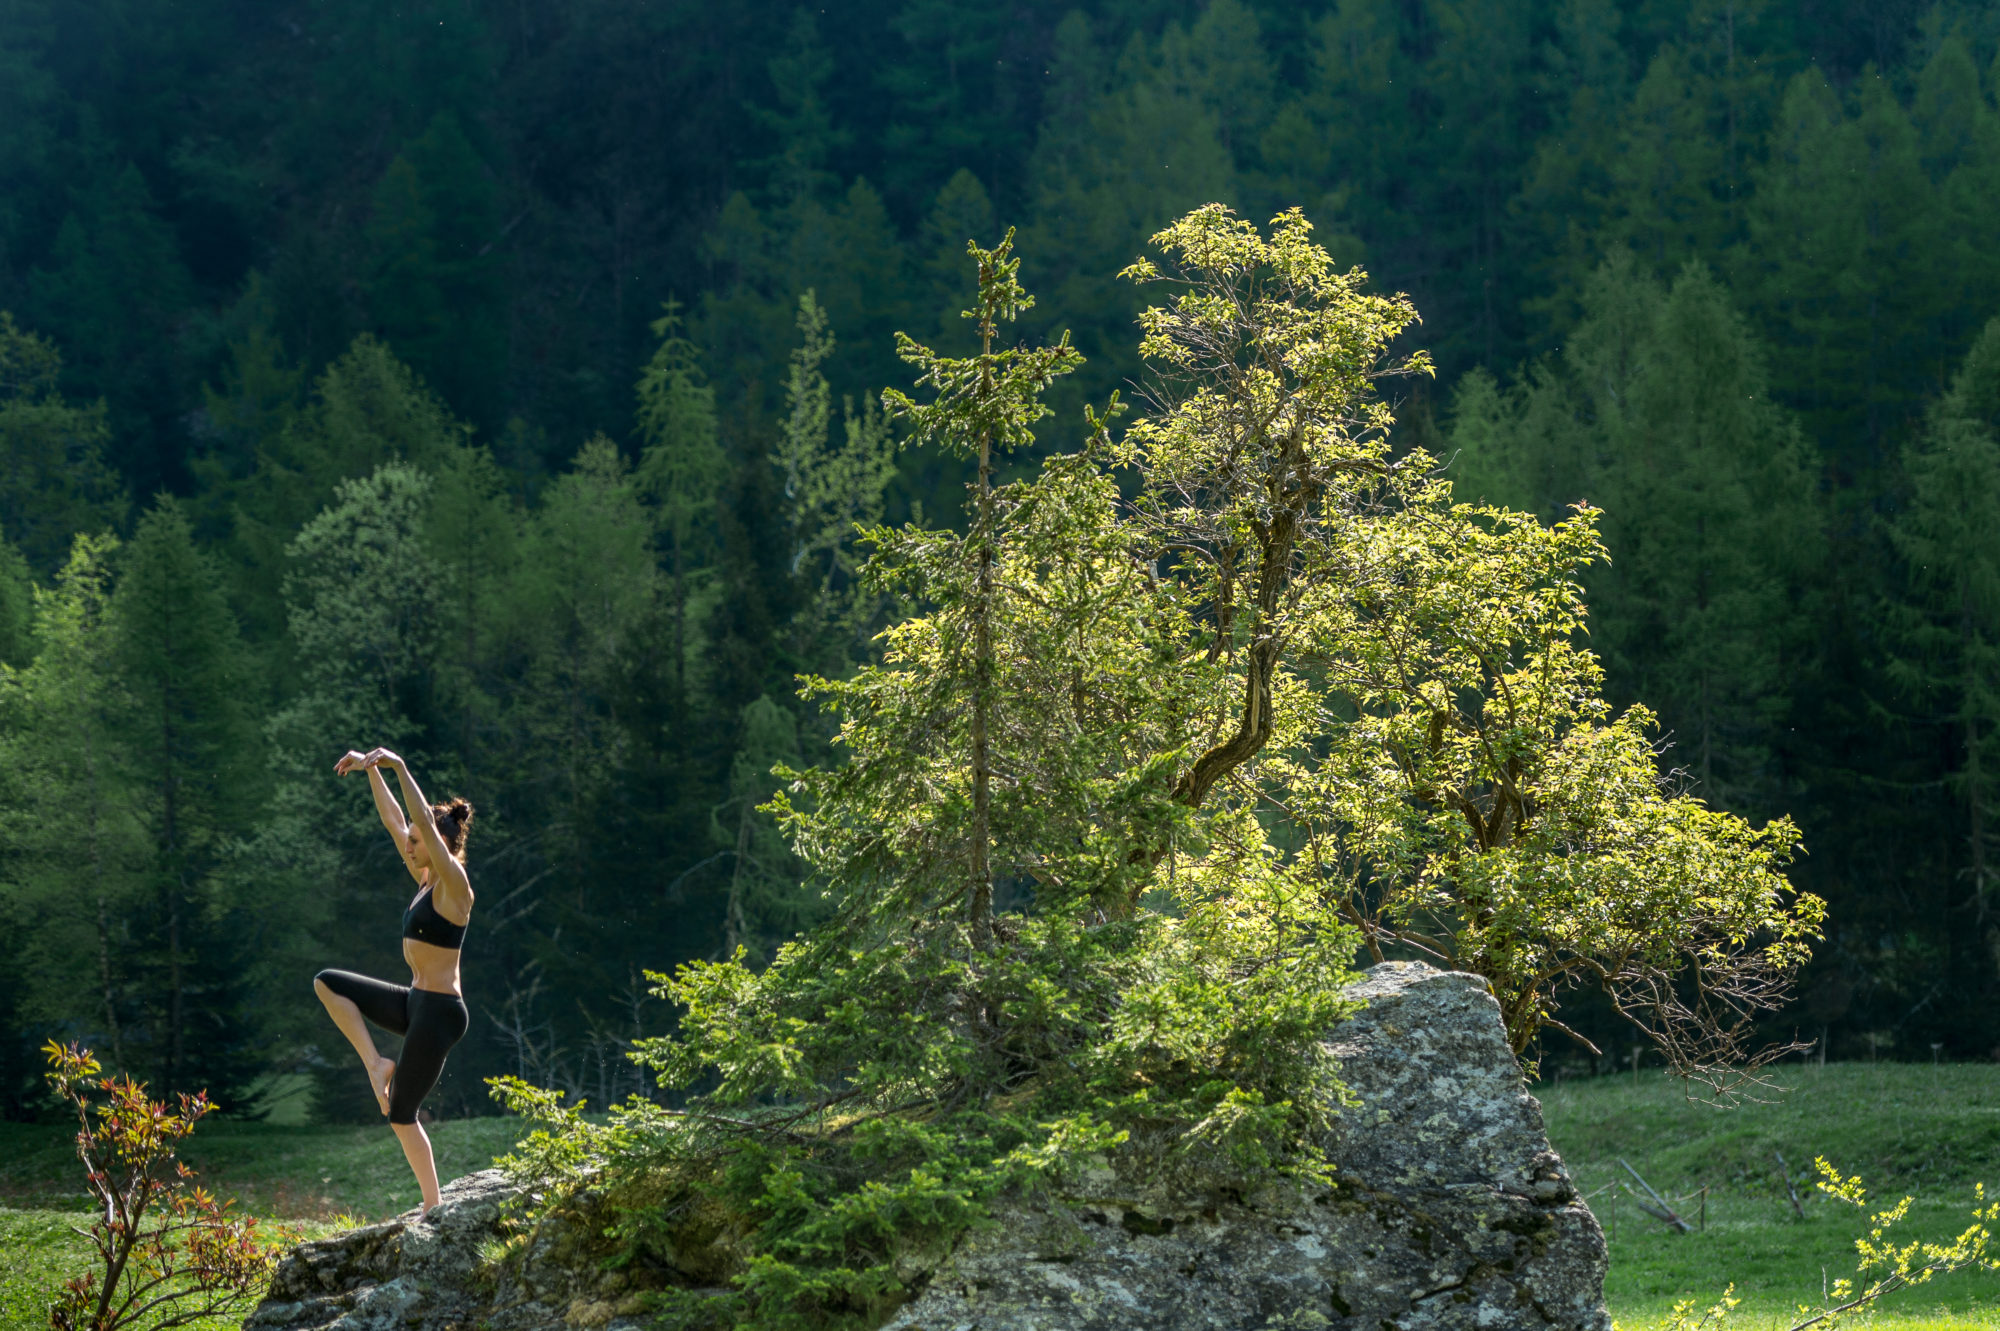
[313,747,474,1214]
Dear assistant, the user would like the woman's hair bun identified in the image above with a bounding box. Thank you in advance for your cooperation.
[431,797,475,858]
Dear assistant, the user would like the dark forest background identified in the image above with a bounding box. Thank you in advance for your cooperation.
[3,0,1999,1120]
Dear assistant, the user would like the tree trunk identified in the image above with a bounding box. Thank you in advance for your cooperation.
[724,795,755,955]
[1964,591,1991,927]
[969,333,995,949]
[160,617,185,1095]
[86,738,124,1070]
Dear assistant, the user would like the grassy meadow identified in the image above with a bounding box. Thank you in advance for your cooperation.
[4,1064,1999,1330]
[0,1089,524,1331]
[1542,1062,2000,1329]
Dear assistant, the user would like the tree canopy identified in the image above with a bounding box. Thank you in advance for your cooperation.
[1,0,1997,1118]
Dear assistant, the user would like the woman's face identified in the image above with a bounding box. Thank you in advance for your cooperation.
[406,824,433,873]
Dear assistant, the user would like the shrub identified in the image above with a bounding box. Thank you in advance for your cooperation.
[42,1041,281,1331]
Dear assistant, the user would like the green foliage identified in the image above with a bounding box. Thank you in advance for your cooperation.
[1119,207,1818,1087]
[0,529,34,668]
[41,1041,278,1331]
[107,499,261,1103]
[1659,1162,2000,1331]
[364,112,507,425]
[775,293,895,672]
[1449,255,1820,816]
[486,207,1824,1326]
[5,0,2000,1162]
[0,535,147,1071]
[223,336,468,642]
[0,312,123,572]
[1883,317,2000,925]
[21,157,194,496]
[491,221,1368,1327]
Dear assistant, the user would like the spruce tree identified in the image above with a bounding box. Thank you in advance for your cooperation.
[712,694,806,962]
[773,292,895,678]
[22,160,194,495]
[510,440,657,865]
[426,439,516,778]
[1454,255,1818,815]
[881,230,1082,946]
[0,531,33,667]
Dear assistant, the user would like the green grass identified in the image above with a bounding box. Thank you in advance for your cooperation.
[0,1111,525,1331]
[1542,1062,2000,1330]
[0,1114,529,1222]
[6,1064,2000,1331]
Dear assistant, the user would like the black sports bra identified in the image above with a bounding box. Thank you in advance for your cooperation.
[403,885,468,950]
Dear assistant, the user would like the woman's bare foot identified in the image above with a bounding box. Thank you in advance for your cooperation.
[370,1057,396,1116]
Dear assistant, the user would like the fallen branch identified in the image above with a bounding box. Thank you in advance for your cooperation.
[1621,1158,1693,1233]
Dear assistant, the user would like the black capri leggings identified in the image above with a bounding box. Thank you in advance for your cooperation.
[315,969,469,1125]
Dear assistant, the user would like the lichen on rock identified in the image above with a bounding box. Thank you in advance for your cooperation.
[245,1170,667,1331]
[881,962,1609,1330]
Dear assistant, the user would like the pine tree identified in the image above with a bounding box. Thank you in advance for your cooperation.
[1594,261,1818,812]
[365,111,507,425]
[510,440,657,865]
[1916,34,2000,388]
[1884,316,2000,928]
[916,170,997,354]
[748,9,847,211]
[0,311,125,572]
[108,498,260,1100]
[426,440,516,779]
[882,230,1083,946]
[0,534,145,1070]
[773,292,894,677]
[1023,13,1237,404]
[0,531,31,666]
[1451,254,1817,815]
[634,301,724,707]
[712,694,805,962]
[1747,69,1940,464]
[23,158,195,495]
[227,336,467,641]
[192,275,306,531]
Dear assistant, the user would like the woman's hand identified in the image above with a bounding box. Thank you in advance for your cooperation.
[334,747,403,775]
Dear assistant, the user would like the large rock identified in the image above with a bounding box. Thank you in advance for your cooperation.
[248,961,1609,1331]
[245,1170,648,1331]
[885,961,1609,1330]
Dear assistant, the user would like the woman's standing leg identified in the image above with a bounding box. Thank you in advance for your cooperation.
[313,970,409,1117]
[390,1121,441,1212]
[387,990,469,1213]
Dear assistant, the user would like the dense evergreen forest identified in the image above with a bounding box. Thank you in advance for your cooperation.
[2,0,1999,1121]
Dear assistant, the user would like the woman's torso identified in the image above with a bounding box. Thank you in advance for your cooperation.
[404,874,469,995]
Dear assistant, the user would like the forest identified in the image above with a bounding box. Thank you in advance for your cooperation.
[1,0,1998,1122]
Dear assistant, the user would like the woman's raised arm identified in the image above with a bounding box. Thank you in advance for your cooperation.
[336,748,423,882]
[370,750,470,902]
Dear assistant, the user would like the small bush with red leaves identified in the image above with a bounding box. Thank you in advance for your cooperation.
[42,1041,284,1331]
